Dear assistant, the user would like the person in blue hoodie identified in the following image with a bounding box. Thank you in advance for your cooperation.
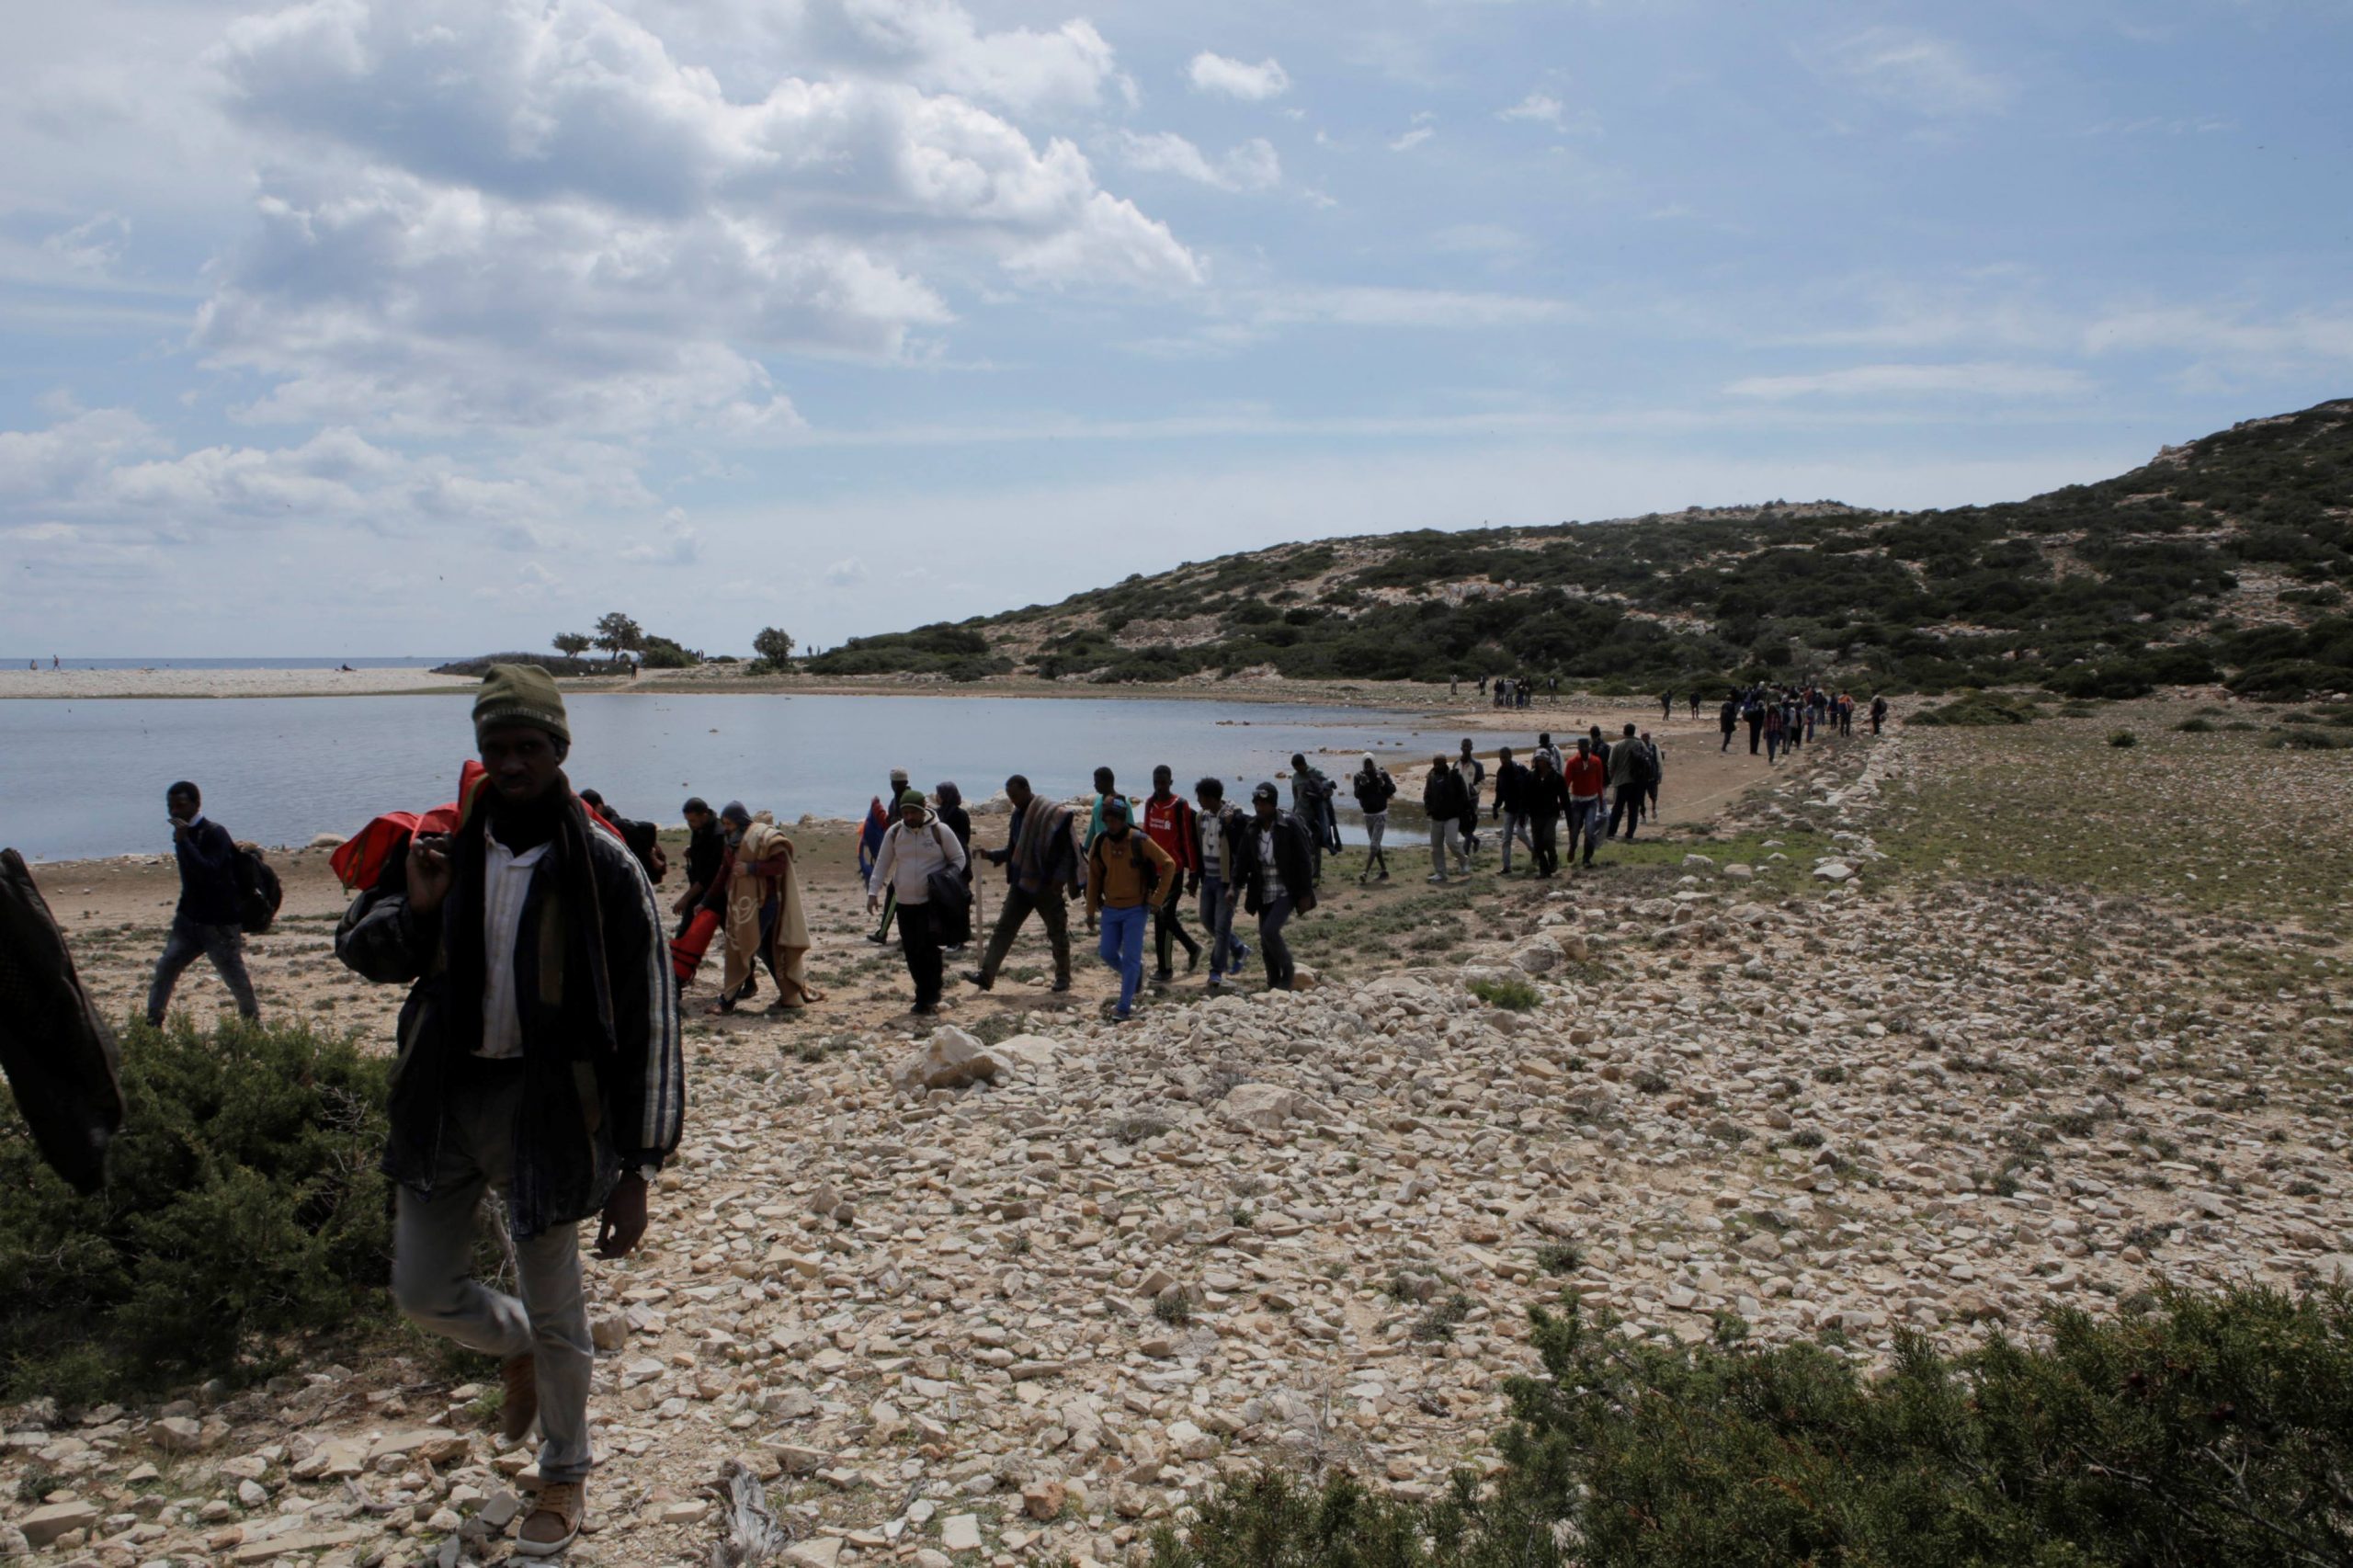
[145,780,259,1028]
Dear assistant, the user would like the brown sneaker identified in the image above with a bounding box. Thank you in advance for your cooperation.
[515,1481,585,1557]
[499,1353,538,1443]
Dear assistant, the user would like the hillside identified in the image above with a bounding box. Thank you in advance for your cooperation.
[810,398,2353,698]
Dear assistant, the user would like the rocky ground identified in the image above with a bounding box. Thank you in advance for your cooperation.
[7,700,2352,1568]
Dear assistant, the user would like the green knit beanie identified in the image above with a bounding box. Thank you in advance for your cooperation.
[898,789,928,810]
[473,664,571,744]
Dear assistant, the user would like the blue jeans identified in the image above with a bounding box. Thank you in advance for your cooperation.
[1198,874,1247,978]
[1097,903,1147,1015]
[148,915,259,1027]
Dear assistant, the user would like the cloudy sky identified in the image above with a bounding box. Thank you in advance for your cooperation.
[3,0,2347,658]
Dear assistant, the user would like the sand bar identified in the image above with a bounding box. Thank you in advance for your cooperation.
[0,666,476,700]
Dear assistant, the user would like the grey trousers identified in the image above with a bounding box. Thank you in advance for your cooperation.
[1428,820,1468,878]
[392,1074,594,1483]
[147,915,259,1027]
[1497,811,1534,870]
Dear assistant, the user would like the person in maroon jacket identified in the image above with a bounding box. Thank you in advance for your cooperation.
[1139,764,1202,983]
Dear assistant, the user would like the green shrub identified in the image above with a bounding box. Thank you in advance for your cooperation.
[1149,1285,2353,1568]
[1910,691,2040,726]
[2108,729,2139,747]
[0,1016,393,1403]
[1466,977,1540,1011]
[2174,717,2217,733]
[2268,728,2348,750]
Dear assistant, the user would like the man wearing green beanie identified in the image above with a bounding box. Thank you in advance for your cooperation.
[336,665,682,1557]
[865,785,967,1014]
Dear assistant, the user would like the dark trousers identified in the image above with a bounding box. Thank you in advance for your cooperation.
[896,902,943,1008]
[148,915,258,1027]
[1609,790,1642,839]
[1256,893,1296,989]
[1721,724,1734,752]
[1152,889,1200,976]
[1531,813,1560,875]
[976,884,1072,986]
[1747,721,1762,755]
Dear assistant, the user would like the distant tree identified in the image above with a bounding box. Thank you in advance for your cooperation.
[592,611,643,667]
[752,627,795,666]
[552,631,592,660]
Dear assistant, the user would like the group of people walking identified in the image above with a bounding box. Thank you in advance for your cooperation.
[1712,685,1887,762]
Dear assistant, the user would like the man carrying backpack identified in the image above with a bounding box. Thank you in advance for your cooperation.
[1491,745,1534,874]
[146,780,261,1028]
[1086,798,1174,1022]
[1350,755,1398,884]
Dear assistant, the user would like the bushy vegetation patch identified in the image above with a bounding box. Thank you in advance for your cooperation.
[1147,1285,2353,1568]
[0,1016,393,1403]
[811,399,2353,697]
[1909,691,2041,726]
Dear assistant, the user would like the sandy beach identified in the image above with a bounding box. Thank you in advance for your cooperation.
[0,666,477,700]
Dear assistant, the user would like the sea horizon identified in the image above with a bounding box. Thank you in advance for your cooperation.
[1,655,465,671]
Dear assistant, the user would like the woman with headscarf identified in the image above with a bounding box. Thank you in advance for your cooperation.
[704,801,820,1015]
[933,782,976,952]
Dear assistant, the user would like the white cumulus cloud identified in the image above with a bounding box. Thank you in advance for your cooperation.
[1187,51,1290,100]
[1117,131,1281,192]
[1498,92,1565,129]
[1810,28,2015,118]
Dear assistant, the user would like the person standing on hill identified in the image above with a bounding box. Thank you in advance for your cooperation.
[964,776,1075,994]
[147,780,261,1028]
[1086,798,1174,1023]
[1350,756,1398,883]
[1423,755,1472,882]
[1689,692,1702,720]
[1660,689,1674,721]
[1719,697,1738,753]
[1140,766,1202,984]
[1764,703,1785,763]
[868,789,966,1016]
[1565,738,1607,868]
[1190,778,1251,987]
[1745,694,1765,756]
[1492,745,1534,874]
[335,666,682,1559]
[1640,730,1664,822]
[1871,694,1888,733]
[1233,782,1316,991]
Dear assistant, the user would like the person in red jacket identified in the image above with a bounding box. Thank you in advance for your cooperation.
[1139,764,1202,983]
[1563,738,1608,869]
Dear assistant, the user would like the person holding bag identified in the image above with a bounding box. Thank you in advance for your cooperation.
[867,789,967,1016]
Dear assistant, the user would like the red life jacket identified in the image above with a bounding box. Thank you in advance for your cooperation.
[330,761,623,891]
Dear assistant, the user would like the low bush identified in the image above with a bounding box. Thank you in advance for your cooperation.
[1909,691,2040,726]
[1146,1285,2353,1568]
[0,1016,393,1403]
[1466,977,1540,1011]
[2109,729,2139,747]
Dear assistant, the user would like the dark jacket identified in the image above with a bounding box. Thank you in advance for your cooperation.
[1422,767,1470,822]
[1351,768,1396,814]
[1492,760,1532,815]
[173,818,244,926]
[335,794,684,1238]
[683,821,725,895]
[1198,803,1248,880]
[1233,811,1318,917]
[1526,766,1570,819]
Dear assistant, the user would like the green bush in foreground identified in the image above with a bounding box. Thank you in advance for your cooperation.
[0,1016,393,1403]
[1467,977,1540,1012]
[1147,1285,2353,1568]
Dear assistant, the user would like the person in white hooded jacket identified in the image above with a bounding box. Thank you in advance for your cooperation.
[866,789,967,1014]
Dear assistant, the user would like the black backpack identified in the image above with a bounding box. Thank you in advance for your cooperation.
[233,846,282,936]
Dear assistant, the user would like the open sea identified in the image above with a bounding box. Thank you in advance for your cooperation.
[0,692,1463,862]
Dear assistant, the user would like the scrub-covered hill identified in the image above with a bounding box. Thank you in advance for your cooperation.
[809,398,2353,697]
